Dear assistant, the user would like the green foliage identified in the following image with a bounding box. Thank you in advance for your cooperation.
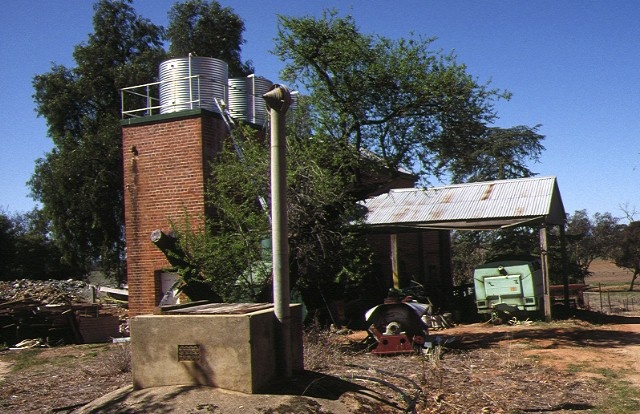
[285,133,372,292]
[274,10,517,185]
[29,2,550,308]
[0,209,75,280]
[29,0,255,282]
[169,135,271,302]
[610,221,640,290]
[451,210,625,286]
[30,0,166,280]
[451,227,541,285]
[169,124,372,307]
[270,11,547,290]
[560,210,623,282]
[166,0,253,76]
[448,125,545,183]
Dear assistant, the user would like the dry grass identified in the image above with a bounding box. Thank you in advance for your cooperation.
[302,324,608,413]
[82,342,131,376]
[1,322,635,413]
[0,344,131,414]
[302,326,355,371]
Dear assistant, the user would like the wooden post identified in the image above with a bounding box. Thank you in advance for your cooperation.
[559,224,570,307]
[539,224,552,321]
[599,283,603,312]
[391,234,400,289]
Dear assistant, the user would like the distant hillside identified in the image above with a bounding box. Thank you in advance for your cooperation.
[588,259,633,285]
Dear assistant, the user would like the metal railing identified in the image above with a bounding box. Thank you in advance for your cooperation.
[120,75,202,119]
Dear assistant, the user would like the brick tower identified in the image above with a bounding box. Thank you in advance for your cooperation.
[121,109,227,316]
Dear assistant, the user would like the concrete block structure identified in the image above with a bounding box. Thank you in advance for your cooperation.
[130,304,304,393]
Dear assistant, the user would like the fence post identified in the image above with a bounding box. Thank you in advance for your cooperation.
[599,283,603,312]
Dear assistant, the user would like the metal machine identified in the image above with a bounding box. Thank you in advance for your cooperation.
[365,301,429,354]
[473,258,543,322]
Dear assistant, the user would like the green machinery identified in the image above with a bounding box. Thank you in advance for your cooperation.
[473,259,543,320]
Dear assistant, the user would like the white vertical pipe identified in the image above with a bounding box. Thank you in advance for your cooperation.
[263,85,292,377]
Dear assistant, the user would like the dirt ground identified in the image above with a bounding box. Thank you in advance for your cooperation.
[2,314,640,413]
[2,261,640,413]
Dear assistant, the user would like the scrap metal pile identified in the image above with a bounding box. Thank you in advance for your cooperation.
[0,279,125,348]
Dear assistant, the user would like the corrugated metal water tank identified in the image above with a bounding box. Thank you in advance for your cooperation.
[228,75,273,126]
[289,90,300,113]
[159,56,228,114]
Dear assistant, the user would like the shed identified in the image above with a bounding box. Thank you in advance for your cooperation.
[362,176,565,230]
[361,176,567,319]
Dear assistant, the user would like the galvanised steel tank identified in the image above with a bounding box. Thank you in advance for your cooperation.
[227,75,273,127]
[159,56,228,114]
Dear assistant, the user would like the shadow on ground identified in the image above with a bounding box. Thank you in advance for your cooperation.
[73,369,406,414]
[436,308,640,351]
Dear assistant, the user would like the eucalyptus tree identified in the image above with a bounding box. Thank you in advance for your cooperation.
[30,0,256,280]
[611,221,640,291]
[448,125,545,183]
[561,210,622,282]
[30,0,166,278]
[277,10,549,299]
[273,10,538,187]
[166,0,254,76]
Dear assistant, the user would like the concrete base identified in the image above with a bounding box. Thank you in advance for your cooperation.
[130,304,303,394]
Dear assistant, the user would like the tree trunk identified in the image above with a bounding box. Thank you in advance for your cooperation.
[629,270,639,291]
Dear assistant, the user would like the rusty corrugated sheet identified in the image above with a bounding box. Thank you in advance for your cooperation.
[362,176,565,229]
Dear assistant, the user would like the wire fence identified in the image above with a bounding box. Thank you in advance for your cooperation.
[583,285,640,314]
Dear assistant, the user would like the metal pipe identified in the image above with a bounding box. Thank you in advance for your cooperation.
[263,84,292,377]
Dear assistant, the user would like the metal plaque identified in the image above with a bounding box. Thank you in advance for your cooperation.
[178,344,200,361]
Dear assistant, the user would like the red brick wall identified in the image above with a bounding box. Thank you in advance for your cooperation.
[122,111,227,316]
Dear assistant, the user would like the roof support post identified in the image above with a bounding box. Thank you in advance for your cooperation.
[539,224,552,321]
[390,233,400,289]
[559,223,570,307]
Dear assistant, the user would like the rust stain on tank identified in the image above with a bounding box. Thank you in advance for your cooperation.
[480,183,495,200]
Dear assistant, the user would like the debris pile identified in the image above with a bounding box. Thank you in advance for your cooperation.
[0,279,92,305]
[0,279,126,348]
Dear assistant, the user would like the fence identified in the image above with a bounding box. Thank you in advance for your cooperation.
[582,285,640,314]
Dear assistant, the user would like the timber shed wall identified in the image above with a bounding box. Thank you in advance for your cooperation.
[366,230,452,308]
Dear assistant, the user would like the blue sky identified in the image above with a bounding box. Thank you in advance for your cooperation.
[1,1,639,220]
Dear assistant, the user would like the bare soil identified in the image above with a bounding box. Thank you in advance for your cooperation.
[2,315,640,413]
[1,262,639,413]
[0,343,132,413]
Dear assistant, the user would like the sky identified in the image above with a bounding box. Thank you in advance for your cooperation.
[1,0,639,221]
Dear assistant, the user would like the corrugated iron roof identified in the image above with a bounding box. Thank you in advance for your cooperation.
[361,176,566,230]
